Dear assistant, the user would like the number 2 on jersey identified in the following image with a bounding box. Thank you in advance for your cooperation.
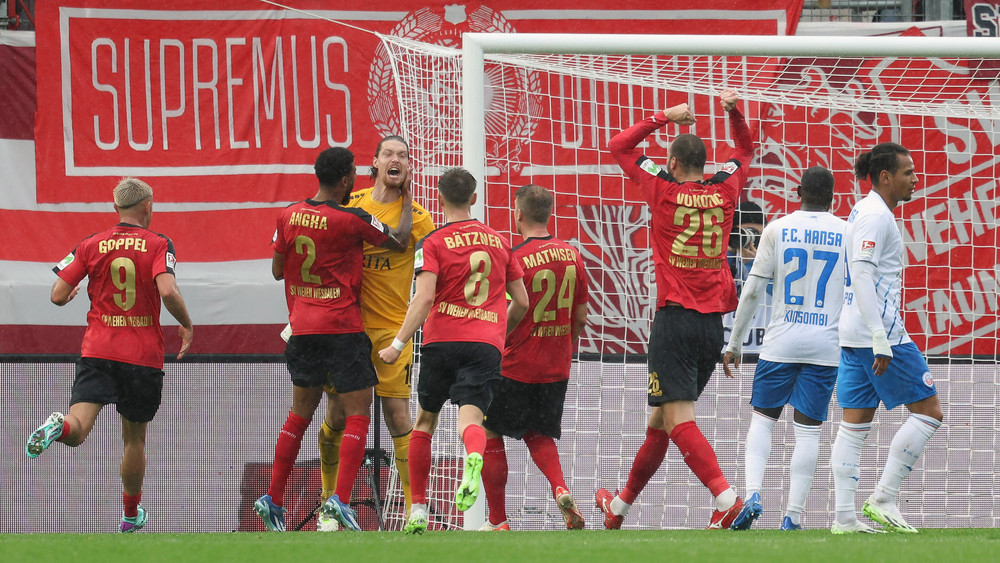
[295,235,322,284]
[783,248,839,307]
[531,265,577,323]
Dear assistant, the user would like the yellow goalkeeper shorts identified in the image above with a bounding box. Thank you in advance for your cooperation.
[367,327,413,399]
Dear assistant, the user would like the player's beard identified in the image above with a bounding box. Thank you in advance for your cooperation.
[380,168,406,191]
[341,191,351,205]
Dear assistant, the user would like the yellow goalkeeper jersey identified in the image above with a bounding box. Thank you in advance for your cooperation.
[348,187,436,329]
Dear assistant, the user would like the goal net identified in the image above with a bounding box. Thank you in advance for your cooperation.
[374,32,1000,530]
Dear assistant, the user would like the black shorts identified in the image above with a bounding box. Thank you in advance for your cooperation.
[483,378,568,440]
[417,342,502,414]
[647,307,723,405]
[284,333,378,393]
[71,357,164,423]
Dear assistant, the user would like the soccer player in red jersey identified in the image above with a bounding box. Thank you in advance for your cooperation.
[27,177,194,533]
[314,135,436,531]
[479,184,590,531]
[596,89,756,530]
[254,147,413,532]
[378,168,529,534]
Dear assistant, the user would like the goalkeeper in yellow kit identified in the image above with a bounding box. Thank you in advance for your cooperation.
[317,136,435,530]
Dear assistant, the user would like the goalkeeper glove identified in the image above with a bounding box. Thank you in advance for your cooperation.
[871,329,893,359]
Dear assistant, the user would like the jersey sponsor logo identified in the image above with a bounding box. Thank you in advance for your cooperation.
[639,158,661,176]
[720,161,739,175]
[436,301,499,323]
[414,247,424,269]
[531,324,572,337]
[363,254,392,270]
[166,251,177,270]
[56,253,75,271]
[860,239,876,259]
[101,314,154,327]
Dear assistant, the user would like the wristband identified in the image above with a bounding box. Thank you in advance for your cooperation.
[871,329,893,359]
[391,338,407,352]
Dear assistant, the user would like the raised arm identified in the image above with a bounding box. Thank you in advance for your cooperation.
[608,103,695,184]
[720,89,755,164]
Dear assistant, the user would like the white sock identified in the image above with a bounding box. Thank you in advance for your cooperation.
[743,411,776,497]
[873,414,940,504]
[831,421,870,524]
[786,422,821,520]
[610,495,631,517]
[715,487,738,512]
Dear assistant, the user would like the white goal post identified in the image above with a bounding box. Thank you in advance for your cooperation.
[376,31,1000,531]
[462,33,1000,207]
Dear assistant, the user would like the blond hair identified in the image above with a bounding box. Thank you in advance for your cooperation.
[113,177,153,208]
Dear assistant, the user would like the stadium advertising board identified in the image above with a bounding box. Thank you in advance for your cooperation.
[5,0,803,354]
[10,2,1000,358]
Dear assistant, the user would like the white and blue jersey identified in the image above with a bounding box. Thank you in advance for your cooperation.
[839,191,911,348]
[749,210,847,366]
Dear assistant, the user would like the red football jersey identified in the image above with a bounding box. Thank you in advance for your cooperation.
[609,108,755,313]
[273,200,390,335]
[415,219,524,352]
[502,236,589,384]
[53,223,176,369]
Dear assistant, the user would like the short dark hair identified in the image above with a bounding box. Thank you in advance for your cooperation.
[799,166,835,208]
[734,199,765,227]
[438,168,477,205]
[315,147,355,186]
[514,184,553,225]
[854,142,909,185]
[369,135,410,181]
[669,134,707,170]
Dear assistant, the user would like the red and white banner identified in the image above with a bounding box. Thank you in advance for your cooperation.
[966,0,1000,36]
[2,0,804,354]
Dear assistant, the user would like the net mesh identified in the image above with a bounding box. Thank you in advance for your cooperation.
[372,33,1000,530]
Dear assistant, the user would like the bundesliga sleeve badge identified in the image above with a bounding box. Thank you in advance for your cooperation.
[639,158,661,176]
[859,239,876,259]
[56,253,75,271]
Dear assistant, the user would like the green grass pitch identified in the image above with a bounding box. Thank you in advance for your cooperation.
[3,529,999,562]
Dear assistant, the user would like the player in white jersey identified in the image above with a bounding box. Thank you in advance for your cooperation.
[829,142,942,535]
[722,167,846,531]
